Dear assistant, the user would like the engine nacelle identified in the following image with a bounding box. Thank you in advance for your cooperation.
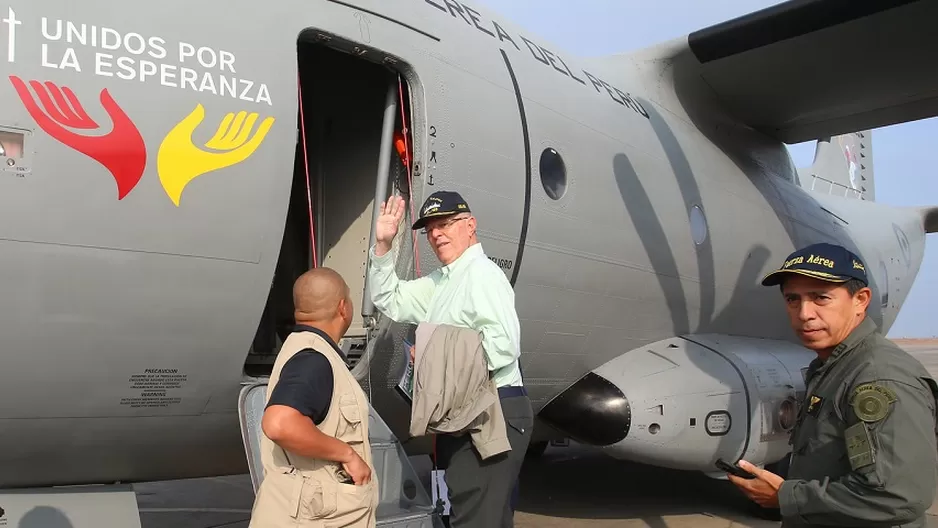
[538,334,815,475]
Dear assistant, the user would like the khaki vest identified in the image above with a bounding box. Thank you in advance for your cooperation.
[249,330,378,528]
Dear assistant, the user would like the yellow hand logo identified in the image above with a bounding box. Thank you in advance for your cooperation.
[158,104,275,206]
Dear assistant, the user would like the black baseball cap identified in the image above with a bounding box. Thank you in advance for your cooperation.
[411,191,471,230]
[761,242,868,287]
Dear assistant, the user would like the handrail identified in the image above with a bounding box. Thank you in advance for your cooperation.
[361,80,399,325]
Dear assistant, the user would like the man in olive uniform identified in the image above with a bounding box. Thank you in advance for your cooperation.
[726,242,938,527]
[249,267,378,528]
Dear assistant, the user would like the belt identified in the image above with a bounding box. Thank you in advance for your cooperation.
[497,386,527,399]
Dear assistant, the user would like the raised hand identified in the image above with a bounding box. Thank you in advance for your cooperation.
[158,104,275,206]
[375,195,405,255]
[9,75,147,200]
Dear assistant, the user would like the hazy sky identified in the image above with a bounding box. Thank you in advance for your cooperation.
[476,0,937,337]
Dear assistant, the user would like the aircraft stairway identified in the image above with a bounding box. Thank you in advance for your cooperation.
[238,381,444,527]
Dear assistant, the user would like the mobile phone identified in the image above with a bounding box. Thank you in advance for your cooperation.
[715,458,756,479]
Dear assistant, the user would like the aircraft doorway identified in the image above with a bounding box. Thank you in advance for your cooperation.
[245,37,418,377]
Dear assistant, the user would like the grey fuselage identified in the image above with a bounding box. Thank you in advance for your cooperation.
[0,0,926,488]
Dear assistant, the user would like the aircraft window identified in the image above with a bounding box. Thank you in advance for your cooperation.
[690,204,708,245]
[539,147,567,200]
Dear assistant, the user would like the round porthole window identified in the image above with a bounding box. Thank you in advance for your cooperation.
[690,204,708,245]
[539,147,567,200]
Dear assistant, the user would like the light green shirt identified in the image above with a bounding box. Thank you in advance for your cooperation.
[367,242,523,388]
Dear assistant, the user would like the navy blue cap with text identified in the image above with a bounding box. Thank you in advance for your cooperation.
[411,190,471,230]
[761,242,868,286]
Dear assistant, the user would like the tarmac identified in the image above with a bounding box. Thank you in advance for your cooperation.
[132,340,938,528]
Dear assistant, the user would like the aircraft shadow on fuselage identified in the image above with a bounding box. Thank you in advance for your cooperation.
[659,74,886,329]
[611,106,779,481]
[515,137,778,519]
[516,84,895,521]
[643,101,717,331]
[614,100,785,340]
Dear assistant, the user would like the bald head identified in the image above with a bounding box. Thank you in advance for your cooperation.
[292,268,353,335]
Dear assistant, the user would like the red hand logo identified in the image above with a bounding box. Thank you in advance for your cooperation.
[9,75,147,200]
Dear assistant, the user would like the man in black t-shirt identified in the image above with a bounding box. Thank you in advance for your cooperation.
[265,323,339,427]
[258,267,372,487]
[251,267,376,527]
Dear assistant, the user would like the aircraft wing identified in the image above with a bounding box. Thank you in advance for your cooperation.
[671,0,938,144]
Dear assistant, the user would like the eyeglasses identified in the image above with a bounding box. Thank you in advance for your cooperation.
[421,216,469,235]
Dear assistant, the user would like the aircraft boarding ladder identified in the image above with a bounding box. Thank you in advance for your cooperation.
[238,381,444,527]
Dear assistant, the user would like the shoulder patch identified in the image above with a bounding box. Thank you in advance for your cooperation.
[845,421,875,470]
[850,383,897,423]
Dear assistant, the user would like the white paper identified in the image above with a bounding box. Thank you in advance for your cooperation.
[430,469,451,516]
[396,338,414,402]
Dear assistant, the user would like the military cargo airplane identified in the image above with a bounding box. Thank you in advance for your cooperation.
[1,0,937,508]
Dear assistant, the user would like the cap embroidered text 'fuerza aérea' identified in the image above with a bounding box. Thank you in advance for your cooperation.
[761,242,868,286]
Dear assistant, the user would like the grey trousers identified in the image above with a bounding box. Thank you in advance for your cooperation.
[436,394,534,528]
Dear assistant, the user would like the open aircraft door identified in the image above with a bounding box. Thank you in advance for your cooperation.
[237,382,444,527]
